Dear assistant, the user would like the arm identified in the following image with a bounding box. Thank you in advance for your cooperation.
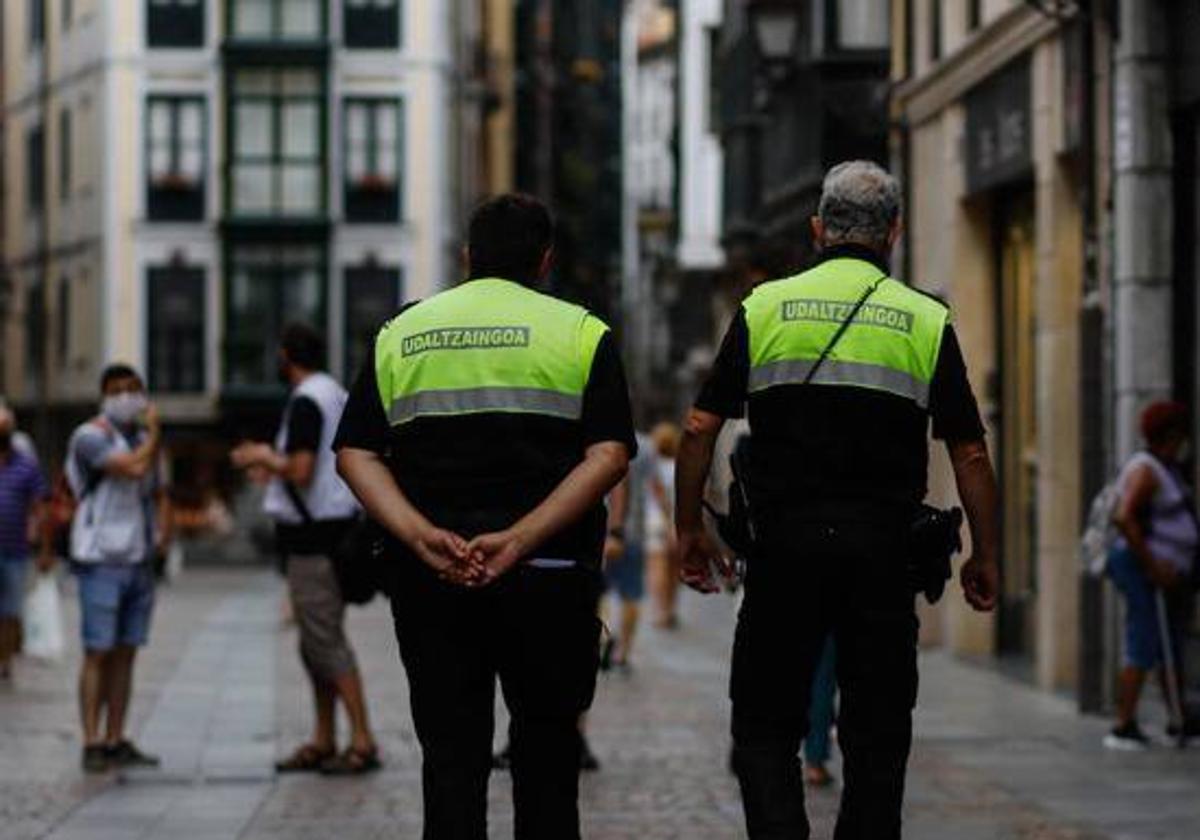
[1113,464,1176,587]
[102,407,162,480]
[947,439,1000,611]
[336,447,474,580]
[604,474,630,565]
[468,441,630,583]
[674,408,728,593]
[231,444,316,487]
[155,488,174,554]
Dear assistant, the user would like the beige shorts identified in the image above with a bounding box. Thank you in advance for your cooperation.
[287,553,357,682]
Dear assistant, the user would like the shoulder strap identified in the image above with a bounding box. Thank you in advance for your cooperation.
[803,274,887,386]
[283,481,315,525]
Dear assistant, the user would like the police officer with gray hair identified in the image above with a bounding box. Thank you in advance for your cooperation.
[676,161,1000,839]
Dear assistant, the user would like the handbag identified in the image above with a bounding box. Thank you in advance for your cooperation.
[283,482,384,606]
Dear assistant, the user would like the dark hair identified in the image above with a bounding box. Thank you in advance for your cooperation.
[1141,401,1189,448]
[99,363,142,394]
[467,193,554,285]
[280,322,326,371]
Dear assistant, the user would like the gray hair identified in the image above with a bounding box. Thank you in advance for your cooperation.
[817,161,901,248]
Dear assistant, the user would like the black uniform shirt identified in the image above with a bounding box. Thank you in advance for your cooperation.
[334,326,637,566]
[696,245,986,513]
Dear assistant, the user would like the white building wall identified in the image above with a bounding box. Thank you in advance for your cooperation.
[676,0,723,270]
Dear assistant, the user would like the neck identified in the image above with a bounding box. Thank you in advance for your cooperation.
[289,368,314,387]
[1149,445,1176,462]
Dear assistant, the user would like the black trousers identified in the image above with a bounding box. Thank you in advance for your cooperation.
[389,560,602,840]
[730,513,919,840]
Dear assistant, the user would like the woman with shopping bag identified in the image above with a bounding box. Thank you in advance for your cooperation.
[0,404,53,680]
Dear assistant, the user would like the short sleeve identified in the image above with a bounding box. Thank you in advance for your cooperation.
[74,426,118,472]
[580,332,638,457]
[929,325,986,442]
[285,397,323,454]
[333,346,392,454]
[694,309,750,418]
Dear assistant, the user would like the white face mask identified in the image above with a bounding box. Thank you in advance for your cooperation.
[102,392,147,427]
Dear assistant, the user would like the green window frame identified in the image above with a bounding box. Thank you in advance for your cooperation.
[227,0,327,42]
[227,66,326,219]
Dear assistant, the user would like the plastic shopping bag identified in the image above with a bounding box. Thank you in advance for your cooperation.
[22,572,65,661]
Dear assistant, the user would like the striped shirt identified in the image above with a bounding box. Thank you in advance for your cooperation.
[0,451,47,557]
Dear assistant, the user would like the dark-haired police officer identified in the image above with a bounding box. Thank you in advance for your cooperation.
[334,193,635,840]
[675,161,1001,840]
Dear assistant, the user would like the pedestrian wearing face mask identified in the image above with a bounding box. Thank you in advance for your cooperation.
[65,364,170,773]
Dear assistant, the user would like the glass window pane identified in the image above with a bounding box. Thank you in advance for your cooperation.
[281,69,320,95]
[179,145,203,181]
[281,102,319,157]
[233,0,271,38]
[346,103,367,144]
[376,103,397,145]
[375,145,397,180]
[281,0,322,38]
[347,143,368,181]
[280,164,320,214]
[838,0,889,49]
[232,164,273,213]
[150,146,172,180]
[180,102,203,144]
[149,101,172,143]
[235,102,272,156]
[234,69,273,95]
[282,267,322,320]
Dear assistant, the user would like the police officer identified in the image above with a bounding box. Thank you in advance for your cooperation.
[334,193,635,840]
[675,161,1000,840]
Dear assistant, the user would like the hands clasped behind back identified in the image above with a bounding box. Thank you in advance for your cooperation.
[411,523,529,588]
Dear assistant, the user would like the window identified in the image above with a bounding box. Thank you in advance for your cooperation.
[147,96,206,220]
[968,0,982,32]
[835,0,888,50]
[148,0,206,48]
[344,98,401,222]
[27,126,45,211]
[929,0,942,63]
[344,0,399,49]
[148,266,206,393]
[59,109,71,202]
[229,68,325,218]
[229,0,325,42]
[226,244,325,387]
[29,0,45,49]
[344,265,401,380]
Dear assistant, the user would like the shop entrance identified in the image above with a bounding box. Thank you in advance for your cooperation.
[994,190,1038,659]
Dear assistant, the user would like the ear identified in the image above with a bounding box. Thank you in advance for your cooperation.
[537,247,555,281]
[887,217,903,249]
[810,216,824,246]
[461,246,471,273]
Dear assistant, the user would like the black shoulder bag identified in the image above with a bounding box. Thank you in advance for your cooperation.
[283,482,384,606]
[704,275,887,561]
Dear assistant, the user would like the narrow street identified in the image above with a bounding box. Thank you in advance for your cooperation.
[2,566,1199,840]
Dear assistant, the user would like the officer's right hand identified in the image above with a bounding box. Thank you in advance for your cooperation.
[677,526,727,595]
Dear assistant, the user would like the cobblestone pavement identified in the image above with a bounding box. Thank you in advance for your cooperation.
[3,566,1200,839]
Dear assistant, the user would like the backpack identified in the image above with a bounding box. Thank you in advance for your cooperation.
[1080,479,1122,577]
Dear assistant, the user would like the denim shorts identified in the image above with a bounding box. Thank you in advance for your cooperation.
[1107,545,1169,670]
[604,543,645,600]
[75,563,156,652]
[0,556,28,619]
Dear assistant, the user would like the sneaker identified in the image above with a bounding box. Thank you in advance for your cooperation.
[1103,722,1151,751]
[82,745,110,774]
[106,740,161,767]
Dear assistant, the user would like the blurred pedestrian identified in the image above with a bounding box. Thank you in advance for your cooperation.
[231,324,379,776]
[803,636,837,787]
[1105,401,1199,750]
[676,161,1000,839]
[335,193,635,840]
[602,430,652,671]
[66,364,169,773]
[646,421,681,628]
[0,396,39,462]
[0,405,51,681]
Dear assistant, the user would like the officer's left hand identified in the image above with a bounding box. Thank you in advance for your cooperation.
[467,529,528,585]
[677,526,728,595]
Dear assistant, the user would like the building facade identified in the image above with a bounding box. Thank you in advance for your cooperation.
[1,1,498,515]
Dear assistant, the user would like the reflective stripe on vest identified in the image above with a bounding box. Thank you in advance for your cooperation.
[375,277,609,426]
[743,258,948,409]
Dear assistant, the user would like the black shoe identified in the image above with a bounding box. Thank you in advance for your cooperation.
[579,738,600,772]
[492,743,512,771]
[82,745,110,773]
[599,637,616,672]
[106,740,161,767]
[1103,722,1151,751]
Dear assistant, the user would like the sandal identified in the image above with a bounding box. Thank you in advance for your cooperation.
[275,743,335,773]
[320,746,382,776]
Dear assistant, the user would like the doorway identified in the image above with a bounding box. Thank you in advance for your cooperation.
[994,190,1038,659]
